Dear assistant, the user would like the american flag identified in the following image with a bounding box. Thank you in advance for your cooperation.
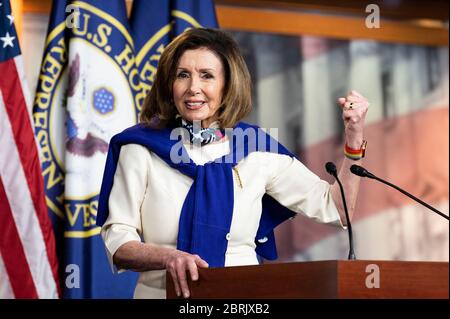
[0,0,59,298]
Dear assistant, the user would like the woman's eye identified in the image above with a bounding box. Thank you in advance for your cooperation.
[202,73,213,79]
[177,72,189,78]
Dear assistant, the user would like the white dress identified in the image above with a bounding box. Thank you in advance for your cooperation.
[101,138,343,298]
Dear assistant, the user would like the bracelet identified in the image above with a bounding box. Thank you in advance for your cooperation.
[344,140,367,160]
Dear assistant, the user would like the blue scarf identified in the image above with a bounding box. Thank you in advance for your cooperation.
[97,121,297,267]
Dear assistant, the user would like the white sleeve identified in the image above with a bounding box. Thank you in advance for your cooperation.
[100,144,150,273]
[265,153,344,227]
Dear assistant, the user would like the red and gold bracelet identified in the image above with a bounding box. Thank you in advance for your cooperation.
[344,140,367,160]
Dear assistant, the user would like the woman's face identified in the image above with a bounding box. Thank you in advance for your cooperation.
[173,48,225,128]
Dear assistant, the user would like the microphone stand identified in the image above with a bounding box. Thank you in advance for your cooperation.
[369,174,448,221]
[350,165,449,221]
[326,162,356,260]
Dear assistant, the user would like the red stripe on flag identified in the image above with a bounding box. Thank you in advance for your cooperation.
[0,59,60,295]
[0,176,39,299]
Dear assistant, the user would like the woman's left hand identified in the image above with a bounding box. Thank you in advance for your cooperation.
[337,90,369,149]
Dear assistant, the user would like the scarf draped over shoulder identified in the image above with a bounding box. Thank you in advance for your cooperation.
[97,122,297,267]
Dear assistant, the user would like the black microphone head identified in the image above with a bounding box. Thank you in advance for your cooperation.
[350,164,368,177]
[325,162,337,176]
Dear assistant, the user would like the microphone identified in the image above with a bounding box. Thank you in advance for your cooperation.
[350,165,449,221]
[349,165,375,179]
[325,162,356,260]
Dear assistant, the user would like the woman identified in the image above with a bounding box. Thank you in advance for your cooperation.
[97,28,369,299]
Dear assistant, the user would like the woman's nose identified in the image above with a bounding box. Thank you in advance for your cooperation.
[187,76,201,95]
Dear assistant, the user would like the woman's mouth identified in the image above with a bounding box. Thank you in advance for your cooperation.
[185,101,206,110]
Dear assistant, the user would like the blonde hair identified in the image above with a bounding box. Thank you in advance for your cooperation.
[140,28,252,128]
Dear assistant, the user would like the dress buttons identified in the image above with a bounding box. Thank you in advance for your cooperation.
[257,237,268,243]
[226,233,231,241]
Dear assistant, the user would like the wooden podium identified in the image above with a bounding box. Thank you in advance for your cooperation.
[166,260,448,299]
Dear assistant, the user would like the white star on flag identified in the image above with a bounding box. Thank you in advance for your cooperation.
[1,32,15,48]
[7,14,14,25]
